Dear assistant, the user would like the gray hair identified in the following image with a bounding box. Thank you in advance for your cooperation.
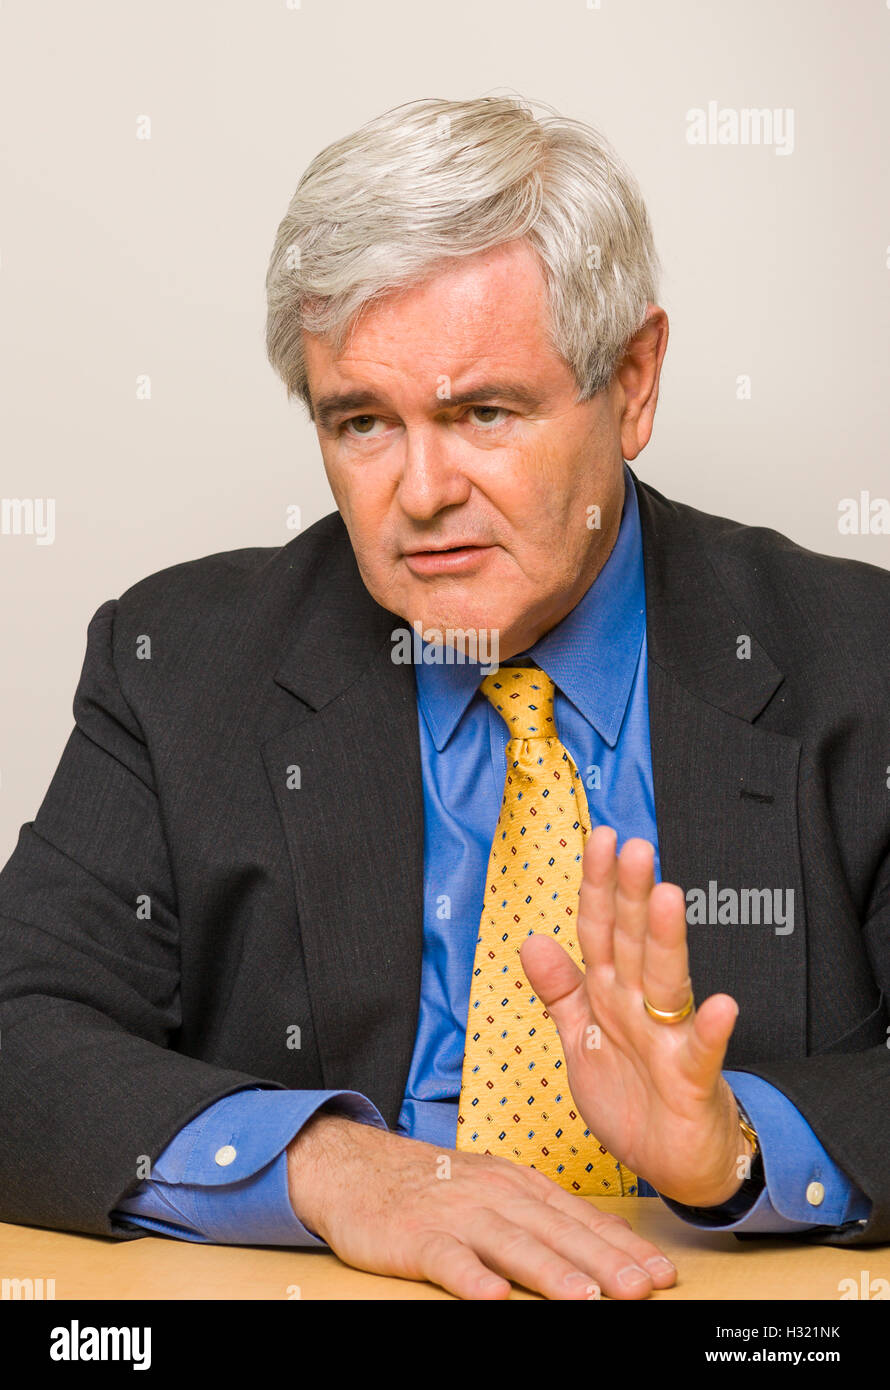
[265,94,660,415]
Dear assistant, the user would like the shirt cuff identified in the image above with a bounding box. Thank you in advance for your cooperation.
[113,1087,387,1247]
[655,1070,872,1235]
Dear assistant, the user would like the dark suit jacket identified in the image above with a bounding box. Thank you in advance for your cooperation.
[1,470,888,1244]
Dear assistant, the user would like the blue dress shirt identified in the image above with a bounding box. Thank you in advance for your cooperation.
[115,464,871,1245]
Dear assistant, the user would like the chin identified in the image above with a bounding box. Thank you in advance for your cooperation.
[414,593,513,636]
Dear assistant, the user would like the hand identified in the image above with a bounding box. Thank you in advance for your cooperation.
[520,826,749,1208]
[286,1110,678,1300]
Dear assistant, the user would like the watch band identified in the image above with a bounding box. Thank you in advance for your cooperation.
[737,1098,759,1161]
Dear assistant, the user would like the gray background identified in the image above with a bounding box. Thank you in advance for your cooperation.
[1,0,888,857]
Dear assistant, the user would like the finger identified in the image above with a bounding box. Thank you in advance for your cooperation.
[470,1209,653,1301]
[498,1195,670,1299]
[577,824,618,970]
[680,993,739,1090]
[611,838,655,991]
[530,1185,678,1289]
[641,881,693,1015]
[519,934,590,1045]
[414,1230,513,1301]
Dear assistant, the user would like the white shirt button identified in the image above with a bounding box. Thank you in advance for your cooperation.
[806,1180,825,1206]
[214,1144,237,1166]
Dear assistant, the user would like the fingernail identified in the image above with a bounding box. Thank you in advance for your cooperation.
[479,1274,506,1290]
[645,1256,676,1277]
[617,1264,651,1288]
[564,1270,592,1287]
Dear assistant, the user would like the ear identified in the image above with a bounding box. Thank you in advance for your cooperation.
[613,306,669,461]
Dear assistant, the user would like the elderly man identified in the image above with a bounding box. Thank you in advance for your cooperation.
[0,95,887,1303]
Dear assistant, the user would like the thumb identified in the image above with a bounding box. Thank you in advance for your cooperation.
[684,993,739,1089]
[519,934,591,1042]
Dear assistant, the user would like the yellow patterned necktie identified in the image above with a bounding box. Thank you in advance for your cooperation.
[455,665,636,1196]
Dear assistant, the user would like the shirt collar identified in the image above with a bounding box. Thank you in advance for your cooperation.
[415,461,646,751]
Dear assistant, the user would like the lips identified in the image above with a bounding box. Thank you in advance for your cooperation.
[402,543,495,575]
[403,542,486,555]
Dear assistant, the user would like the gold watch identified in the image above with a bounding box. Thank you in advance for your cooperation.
[737,1103,759,1161]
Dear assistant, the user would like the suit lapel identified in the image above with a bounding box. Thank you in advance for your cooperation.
[261,521,424,1126]
[634,473,808,1062]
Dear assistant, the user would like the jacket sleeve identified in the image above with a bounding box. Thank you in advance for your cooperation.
[0,599,291,1239]
[727,843,890,1247]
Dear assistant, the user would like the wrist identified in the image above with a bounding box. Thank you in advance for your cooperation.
[657,1100,761,1208]
[692,1099,764,1210]
[699,1131,758,1207]
[683,1142,766,1221]
[286,1109,357,1240]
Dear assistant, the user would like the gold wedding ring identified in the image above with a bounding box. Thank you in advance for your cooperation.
[643,993,695,1024]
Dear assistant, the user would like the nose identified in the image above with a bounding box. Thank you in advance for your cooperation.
[397,426,472,521]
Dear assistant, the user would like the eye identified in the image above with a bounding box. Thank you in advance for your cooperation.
[342,414,384,437]
[466,405,510,428]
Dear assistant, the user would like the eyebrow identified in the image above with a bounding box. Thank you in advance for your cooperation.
[312,381,545,431]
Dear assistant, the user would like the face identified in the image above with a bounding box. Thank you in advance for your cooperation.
[302,238,666,659]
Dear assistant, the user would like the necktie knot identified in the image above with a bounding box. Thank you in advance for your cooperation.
[480,665,556,741]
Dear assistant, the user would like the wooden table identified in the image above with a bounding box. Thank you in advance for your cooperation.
[3,1197,887,1300]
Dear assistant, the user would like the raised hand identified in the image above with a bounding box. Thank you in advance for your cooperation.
[519,826,752,1208]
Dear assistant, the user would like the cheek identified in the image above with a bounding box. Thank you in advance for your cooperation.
[491,462,584,562]
[319,449,347,516]
[504,432,589,518]
[323,459,386,554]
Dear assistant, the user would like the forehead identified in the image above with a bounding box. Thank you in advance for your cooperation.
[303,239,564,394]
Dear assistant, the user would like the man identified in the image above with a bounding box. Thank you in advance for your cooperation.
[0,95,888,1303]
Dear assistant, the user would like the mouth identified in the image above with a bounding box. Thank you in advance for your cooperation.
[402,543,496,576]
